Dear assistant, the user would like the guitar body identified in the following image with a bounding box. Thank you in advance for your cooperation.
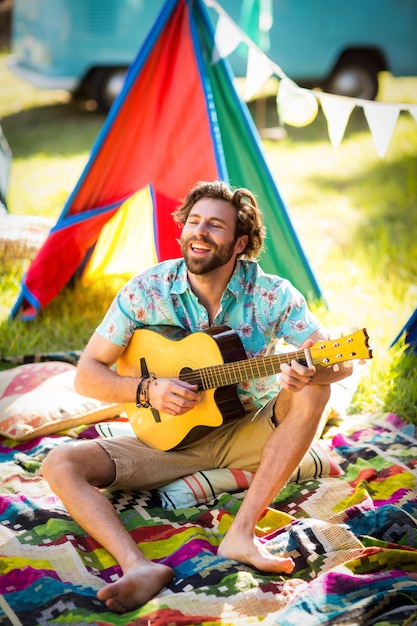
[117,326,248,450]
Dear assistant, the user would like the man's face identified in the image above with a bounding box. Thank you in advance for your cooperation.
[180,197,243,275]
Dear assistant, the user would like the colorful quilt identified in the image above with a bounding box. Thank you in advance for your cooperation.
[1,411,417,625]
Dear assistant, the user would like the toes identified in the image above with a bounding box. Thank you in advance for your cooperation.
[106,598,127,613]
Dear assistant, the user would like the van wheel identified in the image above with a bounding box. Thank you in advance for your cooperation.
[324,54,379,100]
[91,67,128,112]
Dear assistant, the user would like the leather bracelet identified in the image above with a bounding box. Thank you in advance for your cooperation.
[135,373,156,408]
[135,377,148,408]
[142,376,152,406]
[143,372,156,407]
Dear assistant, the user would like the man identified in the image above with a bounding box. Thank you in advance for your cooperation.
[42,180,352,614]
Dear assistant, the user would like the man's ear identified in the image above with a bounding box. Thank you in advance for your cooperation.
[236,235,248,254]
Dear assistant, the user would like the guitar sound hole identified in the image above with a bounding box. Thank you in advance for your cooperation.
[180,367,203,391]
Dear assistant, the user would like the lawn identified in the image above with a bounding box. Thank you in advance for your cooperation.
[1,53,416,422]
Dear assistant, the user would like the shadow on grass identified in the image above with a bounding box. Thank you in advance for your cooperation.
[1,101,106,159]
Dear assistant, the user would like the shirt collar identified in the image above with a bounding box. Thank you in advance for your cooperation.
[169,259,189,295]
[226,260,243,299]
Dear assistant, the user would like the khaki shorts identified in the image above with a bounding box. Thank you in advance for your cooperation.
[97,398,277,491]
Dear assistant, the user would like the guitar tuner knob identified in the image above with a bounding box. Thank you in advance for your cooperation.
[347,338,353,342]
[333,342,340,347]
[323,358,329,364]
[336,353,342,359]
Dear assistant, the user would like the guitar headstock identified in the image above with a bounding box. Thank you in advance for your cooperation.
[310,328,373,367]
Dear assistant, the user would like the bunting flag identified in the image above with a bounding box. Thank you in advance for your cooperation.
[211,12,242,64]
[208,0,417,158]
[362,101,401,158]
[12,0,321,320]
[319,93,355,149]
[239,0,273,53]
[410,105,417,123]
[244,46,274,101]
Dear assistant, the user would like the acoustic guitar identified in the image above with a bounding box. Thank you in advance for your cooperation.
[117,325,372,450]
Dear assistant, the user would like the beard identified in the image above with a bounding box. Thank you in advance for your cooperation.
[181,236,236,275]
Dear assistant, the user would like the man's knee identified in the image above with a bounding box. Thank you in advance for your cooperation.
[274,384,331,425]
[42,444,74,489]
[42,441,115,491]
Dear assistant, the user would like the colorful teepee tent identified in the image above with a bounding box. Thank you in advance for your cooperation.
[393,311,417,352]
[12,0,321,320]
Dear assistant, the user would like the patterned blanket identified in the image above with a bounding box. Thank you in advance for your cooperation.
[1,411,417,626]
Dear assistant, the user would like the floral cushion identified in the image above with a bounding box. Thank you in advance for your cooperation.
[0,362,123,440]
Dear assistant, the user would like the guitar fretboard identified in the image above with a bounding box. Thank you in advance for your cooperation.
[179,349,323,390]
[177,331,367,389]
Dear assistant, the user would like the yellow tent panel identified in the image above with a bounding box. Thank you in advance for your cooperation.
[83,187,158,284]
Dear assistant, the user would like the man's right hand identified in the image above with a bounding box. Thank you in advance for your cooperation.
[147,378,199,415]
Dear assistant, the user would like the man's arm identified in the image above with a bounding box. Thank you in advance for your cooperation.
[75,332,200,413]
[74,332,137,403]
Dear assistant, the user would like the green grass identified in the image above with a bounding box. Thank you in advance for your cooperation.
[1,54,417,423]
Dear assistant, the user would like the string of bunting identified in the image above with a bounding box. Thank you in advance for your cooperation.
[205,0,417,158]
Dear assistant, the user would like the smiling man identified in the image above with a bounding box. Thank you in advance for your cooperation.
[42,180,353,614]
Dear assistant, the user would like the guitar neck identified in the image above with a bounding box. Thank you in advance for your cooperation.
[181,348,311,391]
[179,328,371,390]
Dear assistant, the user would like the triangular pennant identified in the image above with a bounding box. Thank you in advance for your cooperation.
[244,45,273,101]
[211,12,243,64]
[363,101,400,158]
[319,93,355,148]
[408,104,417,124]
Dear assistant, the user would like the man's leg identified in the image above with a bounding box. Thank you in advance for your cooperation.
[218,383,331,572]
[42,441,173,613]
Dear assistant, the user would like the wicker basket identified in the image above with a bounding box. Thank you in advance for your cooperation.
[0,213,54,264]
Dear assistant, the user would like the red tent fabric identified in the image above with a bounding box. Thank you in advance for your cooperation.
[12,0,321,319]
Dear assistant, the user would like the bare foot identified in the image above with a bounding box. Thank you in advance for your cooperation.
[218,531,295,575]
[97,561,174,613]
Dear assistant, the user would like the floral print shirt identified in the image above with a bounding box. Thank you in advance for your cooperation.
[96,258,322,409]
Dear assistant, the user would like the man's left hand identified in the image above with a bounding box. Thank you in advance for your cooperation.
[278,339,316,391]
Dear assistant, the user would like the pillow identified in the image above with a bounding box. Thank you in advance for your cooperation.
[152,439,343,509]
[96,421,343,509]
[154,467,254,509]
[0,362,123,440]
[289,438,343,483]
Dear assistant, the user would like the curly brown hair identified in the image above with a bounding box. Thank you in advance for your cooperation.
[172,180,266,259]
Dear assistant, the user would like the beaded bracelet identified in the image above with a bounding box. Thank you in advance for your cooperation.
[135,373,156,408]
[135,378,146,408]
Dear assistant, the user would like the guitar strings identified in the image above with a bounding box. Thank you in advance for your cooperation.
[177,349,355,390]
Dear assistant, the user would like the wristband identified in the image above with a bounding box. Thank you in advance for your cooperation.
[135,378,147,408]
[135,373,156,408]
